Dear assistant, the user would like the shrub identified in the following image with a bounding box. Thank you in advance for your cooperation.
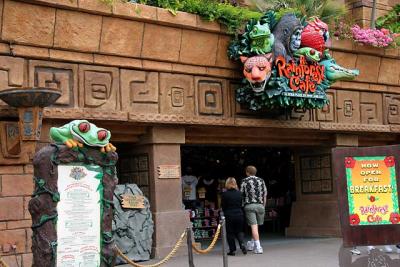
[102,0,262,33]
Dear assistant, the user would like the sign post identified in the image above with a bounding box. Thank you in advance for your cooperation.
[332,145,400,247]
[29,120,118,267]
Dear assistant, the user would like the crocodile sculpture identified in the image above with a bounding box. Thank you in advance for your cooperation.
[320,51,359,84]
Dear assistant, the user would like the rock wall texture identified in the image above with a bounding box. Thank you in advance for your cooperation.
[113,184,153,264]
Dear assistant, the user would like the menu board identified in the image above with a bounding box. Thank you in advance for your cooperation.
[345,156,399,226]
[56,165,101,267]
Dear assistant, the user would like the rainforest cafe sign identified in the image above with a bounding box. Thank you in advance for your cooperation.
[276,55,324,94]
[229,12,360,110]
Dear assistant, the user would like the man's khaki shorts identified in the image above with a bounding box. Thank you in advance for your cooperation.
[244,203,265,225]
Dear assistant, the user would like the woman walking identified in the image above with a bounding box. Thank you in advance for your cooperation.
[221,177,247,256]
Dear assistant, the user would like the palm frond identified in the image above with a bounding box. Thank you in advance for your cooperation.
[251,0,346,23]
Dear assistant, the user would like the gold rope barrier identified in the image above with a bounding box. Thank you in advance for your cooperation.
[191,224,221,254]
[0,257,8,267]
[115,230,187,267]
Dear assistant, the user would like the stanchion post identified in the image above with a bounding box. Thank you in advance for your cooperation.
[221,216,228,267]
[187,227,195,267]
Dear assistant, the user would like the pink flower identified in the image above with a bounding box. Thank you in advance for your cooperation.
[381,28,390,35]
[351,24,394,48]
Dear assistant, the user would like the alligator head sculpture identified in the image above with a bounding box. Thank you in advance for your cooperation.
[320,51,359,84]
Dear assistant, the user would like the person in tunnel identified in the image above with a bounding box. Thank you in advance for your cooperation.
[221,177,247,256]
[241,166,267,254]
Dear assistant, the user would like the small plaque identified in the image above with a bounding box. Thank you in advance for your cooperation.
[121,194,145,209]
[157,165,180,179]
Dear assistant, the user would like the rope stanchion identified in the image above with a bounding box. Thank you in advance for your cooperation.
[115,230,187,267]
[221,216,228,267]
[186,227,195,267]
[191,224,221,254]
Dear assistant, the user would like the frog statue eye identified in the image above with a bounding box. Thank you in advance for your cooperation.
[97,130,108,141]
[78,122,90,133]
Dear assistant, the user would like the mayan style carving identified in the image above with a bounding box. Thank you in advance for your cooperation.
[0,121,21,158]
[384,94,400,125]
[121,70,159,113]
[228,11,360,111]
[29,61,78,107]
[316,91,335,122]
[337,90,360,124]
[289,108,313,121]
[0,56,25,94]
[159,74,194,114]
[197,79,224,115]
[79,65,119,110]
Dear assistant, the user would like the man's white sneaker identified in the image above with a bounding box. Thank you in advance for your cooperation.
[254,247,263,254]
[350,248,361,255]
[383,246,393,253]
[246,241,254,251]
[367,246,376,254]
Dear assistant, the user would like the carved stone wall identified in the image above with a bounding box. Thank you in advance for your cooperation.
[0,0,397,136]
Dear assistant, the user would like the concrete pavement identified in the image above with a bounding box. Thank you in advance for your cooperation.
[118,234,400,267]
[119,235,343,267]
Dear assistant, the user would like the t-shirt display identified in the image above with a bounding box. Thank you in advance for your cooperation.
[197,177,218,203]
[181,175,198,200]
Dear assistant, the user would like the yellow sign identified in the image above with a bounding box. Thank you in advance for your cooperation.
[121,194,145,209]
[198,187,206,199]
[345,156,399,226]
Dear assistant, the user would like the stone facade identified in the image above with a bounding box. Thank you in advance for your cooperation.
[0,0,399,266]
[347,0,397,27]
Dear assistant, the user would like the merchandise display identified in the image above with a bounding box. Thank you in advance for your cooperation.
[189,206,220,241]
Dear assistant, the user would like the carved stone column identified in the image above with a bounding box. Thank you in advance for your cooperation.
[136,126,190,257]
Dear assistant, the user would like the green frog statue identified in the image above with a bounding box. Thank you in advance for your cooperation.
[249,21,274,55]
[50,120,116,153]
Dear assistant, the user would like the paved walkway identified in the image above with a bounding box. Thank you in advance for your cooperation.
[119,234,400,267]
[119,235,343,267]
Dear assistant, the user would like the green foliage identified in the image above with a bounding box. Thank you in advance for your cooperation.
[227,10,275,60]
[142,0,262,32]
[376,4,400,33]
[247,0,346,24]
[100,0,116,5]
[101,0,262,33]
